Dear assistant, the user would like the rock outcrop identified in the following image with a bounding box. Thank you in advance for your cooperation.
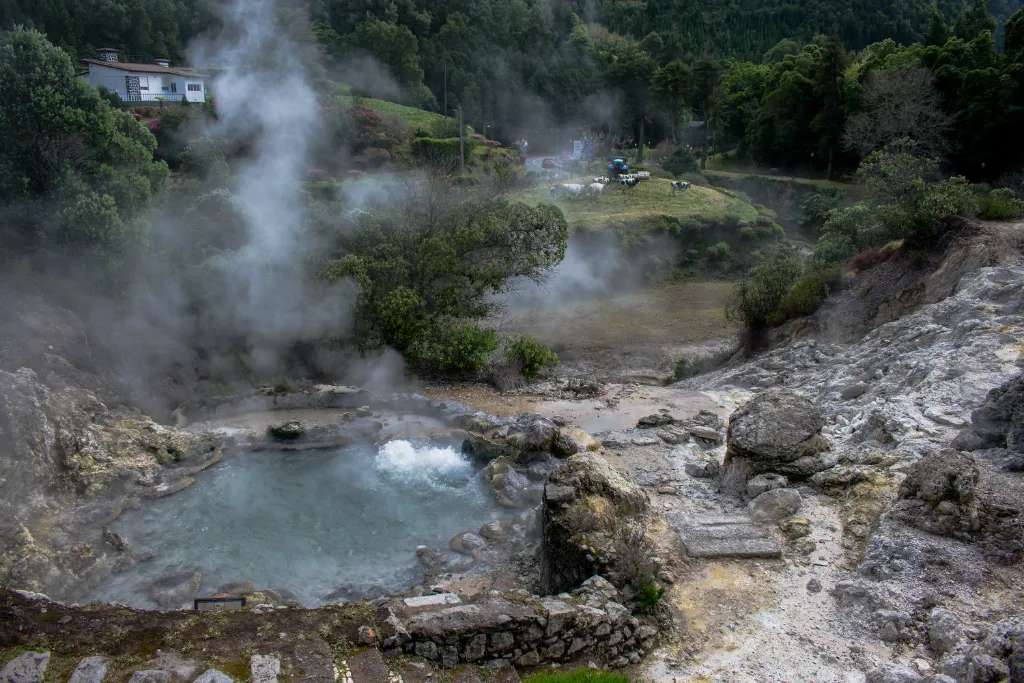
[0,367,219,597]
[954,370,1024,454]
[720,390,832,494]
[541,453,648,594]
[891,450,1024,563]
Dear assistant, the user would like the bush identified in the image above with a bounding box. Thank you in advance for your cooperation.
[636,578,666,612]
[706,241,732,262]
[410,136,465,168]
[504,336,559,379]
[768,266,841,326]
[662,146,698,176]
[407,322,499,376]
[978,188,1024,220]
[727,247,803,330]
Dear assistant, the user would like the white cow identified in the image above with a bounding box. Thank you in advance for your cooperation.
[551,183,587,199]
[587,182,606,196]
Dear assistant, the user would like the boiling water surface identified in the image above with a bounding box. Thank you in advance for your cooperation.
[87,439,502,608]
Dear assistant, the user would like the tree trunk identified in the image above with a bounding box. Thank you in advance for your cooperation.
[638,116,646,162]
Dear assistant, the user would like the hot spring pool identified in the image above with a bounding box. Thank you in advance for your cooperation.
[86,439,505,608]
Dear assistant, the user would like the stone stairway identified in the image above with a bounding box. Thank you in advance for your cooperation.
[673,513,783,559]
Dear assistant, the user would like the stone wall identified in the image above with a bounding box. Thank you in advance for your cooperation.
[385,577,657,669]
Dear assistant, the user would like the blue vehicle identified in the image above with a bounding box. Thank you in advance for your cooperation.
[607,158,630,177]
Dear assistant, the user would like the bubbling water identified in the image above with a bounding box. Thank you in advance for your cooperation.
[83,440,505,608]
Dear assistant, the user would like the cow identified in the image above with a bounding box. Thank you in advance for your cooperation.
[592,176,611,185]
[619,174,640,188]
[587,182,606,196]
[671,180,691,193]
[551,183,587,199]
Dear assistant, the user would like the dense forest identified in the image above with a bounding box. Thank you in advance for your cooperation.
[2,0,1024,381]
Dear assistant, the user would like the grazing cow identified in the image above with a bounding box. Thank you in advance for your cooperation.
[671,180,691,193]
[592,176,611,185]
[619,174,640,188]
[551,183,587,199]
[587,182,606,196]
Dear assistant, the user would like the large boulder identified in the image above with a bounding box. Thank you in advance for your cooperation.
[891,450,1024,563]
[954,371,1024,453]
[541,453,648,593]
[721,390,832,493]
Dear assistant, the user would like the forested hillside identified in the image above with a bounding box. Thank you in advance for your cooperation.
[0,0,213,62]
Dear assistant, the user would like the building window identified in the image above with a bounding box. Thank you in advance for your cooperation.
[187,83,202,92]
[139,76,149,91]
[170,82,177,93]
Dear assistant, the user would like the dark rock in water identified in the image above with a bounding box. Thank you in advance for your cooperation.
[266,420,304,441]
[954,371,1024,452]
[892,450,1024,563]
[450,531,487,556]
[461,434,516,464]
[103,528,128,552]
[721,390,831,493]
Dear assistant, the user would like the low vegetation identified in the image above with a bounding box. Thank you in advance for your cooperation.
[522,670,630,683]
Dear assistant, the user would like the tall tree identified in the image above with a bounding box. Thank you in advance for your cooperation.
[652,60,691,142]
[954,0,997,39]
[810,37,849,178]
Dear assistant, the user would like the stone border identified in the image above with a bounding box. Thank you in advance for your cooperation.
[384,577,657,669]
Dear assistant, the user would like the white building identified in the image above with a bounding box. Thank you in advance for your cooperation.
[81,48,208,104]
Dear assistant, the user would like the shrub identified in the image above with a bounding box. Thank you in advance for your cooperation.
[978,188,1024,220]
[800,189,843,234]
[768,266,841,326]
[504,335,559,379]
[410,137,466,168]
[727,247,802,330]
[706,241,732,262]
[662,146,698,176]
[636,578,666,612]
[407,322,499,376]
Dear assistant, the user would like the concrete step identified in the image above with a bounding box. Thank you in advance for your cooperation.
[675,514,783,559]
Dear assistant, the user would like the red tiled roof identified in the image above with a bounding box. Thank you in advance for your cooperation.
[81,58,208,78]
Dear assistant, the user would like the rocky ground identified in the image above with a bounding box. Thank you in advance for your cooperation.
[1,220,1023,682]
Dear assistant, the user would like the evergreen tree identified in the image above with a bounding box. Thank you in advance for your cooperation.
[926,3,951,45]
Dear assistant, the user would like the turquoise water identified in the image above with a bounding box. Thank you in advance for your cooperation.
[86,440,502,608]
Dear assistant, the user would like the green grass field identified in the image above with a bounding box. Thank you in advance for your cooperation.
[513,176,761,232]
[521,669,630,683]
[337,95,462,136]
[703,168,848,193]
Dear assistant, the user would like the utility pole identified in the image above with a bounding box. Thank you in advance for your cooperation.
[458,105,465,173]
